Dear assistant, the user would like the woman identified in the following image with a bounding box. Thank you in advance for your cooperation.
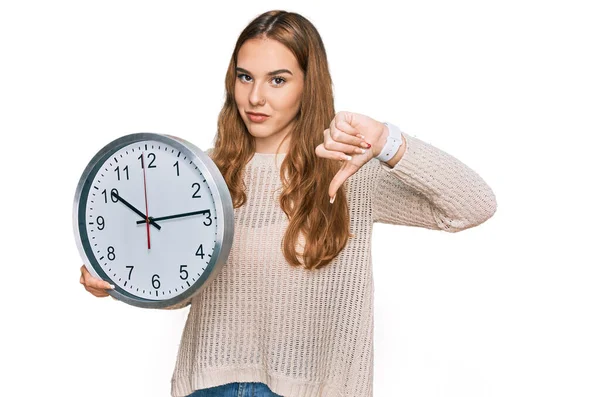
[80,10,497,397]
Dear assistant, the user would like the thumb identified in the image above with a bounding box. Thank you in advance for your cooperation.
[329,165,358,201]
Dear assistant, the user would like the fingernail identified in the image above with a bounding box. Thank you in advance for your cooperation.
[330,194,336,204]
[345,155,352,161]
[358,134,365,139]
[360,141,370,148]
[109,284,115,289]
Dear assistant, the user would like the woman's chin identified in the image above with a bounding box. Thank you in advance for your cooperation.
[247,126,273,137]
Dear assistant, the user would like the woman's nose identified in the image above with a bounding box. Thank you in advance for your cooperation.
[249,85,266,106]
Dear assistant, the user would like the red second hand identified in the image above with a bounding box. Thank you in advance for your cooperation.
[142,152,151,249]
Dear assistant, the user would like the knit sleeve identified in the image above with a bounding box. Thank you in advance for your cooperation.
[371,132,497,232]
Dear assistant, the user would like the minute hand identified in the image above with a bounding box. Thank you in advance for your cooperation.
[136,210,209,224]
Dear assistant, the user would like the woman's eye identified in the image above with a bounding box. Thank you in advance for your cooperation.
[236,74,286,86]
[272,76,286,86]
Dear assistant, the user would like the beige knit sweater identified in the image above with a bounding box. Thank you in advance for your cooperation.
[168,132,497,397]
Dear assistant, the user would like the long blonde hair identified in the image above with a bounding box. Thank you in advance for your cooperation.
[210,10,352,270]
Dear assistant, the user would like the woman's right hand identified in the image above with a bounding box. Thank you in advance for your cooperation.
[80,265,115,298]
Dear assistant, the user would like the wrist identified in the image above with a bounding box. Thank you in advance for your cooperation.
[375,122,404,162]
[373,122,389,158]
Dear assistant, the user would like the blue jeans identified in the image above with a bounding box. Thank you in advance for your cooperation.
[185,382,284,397]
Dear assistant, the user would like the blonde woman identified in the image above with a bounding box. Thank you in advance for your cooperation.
[80,9,497,397]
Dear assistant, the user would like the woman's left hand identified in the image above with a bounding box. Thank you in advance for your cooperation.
[315,111,389,202]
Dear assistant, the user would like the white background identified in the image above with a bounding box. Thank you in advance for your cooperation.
[1,1,598,396]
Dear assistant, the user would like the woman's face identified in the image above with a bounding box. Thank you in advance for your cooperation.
[235,38,304,154]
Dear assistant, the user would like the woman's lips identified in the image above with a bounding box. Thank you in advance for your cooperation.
[247,113,269,123]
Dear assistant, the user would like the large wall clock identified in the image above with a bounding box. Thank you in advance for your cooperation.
[73,133,233,309]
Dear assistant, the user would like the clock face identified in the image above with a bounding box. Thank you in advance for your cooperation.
[76,136,225,307]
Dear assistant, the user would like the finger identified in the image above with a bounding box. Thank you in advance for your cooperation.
[328,122,363,144]
[329,115,364,146]
[315,143,355,162]
[83,280,109,293]
[84,285,110,297]
[333,112,363,140]
[81,265,88,285]
[90,278,114,290]
[91,290,109,298]
[323,128,367,156]
[82,267,114,290]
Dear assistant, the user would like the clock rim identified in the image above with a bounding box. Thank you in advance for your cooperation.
[73,132,234,309]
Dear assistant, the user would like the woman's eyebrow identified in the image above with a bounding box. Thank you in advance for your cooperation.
[236,67,293,76]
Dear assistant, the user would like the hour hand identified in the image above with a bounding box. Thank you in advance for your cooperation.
[136,210,209,224]
[111,191,161,230]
